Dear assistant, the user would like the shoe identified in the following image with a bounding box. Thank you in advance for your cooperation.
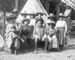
[34,50,38,54]
[44,50,47,53]
[11,50,15,54]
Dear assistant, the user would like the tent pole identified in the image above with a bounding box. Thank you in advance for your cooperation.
[15,0,18,10]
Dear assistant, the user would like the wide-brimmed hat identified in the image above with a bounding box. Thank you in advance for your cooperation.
[48,13,54,18]
[36,18,44,24]
[26,15,31,19]
[12,9,18,13]
[46,20,55,24]
[22,18,30,24]
[46,20,55,27]
[59,13,64,17]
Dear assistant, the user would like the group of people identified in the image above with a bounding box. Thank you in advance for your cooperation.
[5,12,70,54]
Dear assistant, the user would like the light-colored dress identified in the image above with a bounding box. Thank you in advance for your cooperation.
[5,24,17,48]
[29,19,36,27]
[33,25,44,41]
[42,27,58,48]
[0,34,4,48]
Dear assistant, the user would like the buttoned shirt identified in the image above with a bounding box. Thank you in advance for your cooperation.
[55,20,67,32]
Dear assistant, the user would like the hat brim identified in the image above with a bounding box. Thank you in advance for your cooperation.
[54,15,65,18]
[36,18,44,24]
[12,11,18,13]
[59,16,65,17]
[47,23,55,27]
[22,18,30,24]
[48,16,54,18]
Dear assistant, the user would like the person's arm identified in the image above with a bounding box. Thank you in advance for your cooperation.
[44,27,46,34]
[19,24,23,37]
[64,21,67,33]
[33,27,36,36]
[55,21,58,31]
[5,25,8,33]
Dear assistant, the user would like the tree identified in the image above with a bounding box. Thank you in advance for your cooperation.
[0,0,15,37]
[0,0,15,12]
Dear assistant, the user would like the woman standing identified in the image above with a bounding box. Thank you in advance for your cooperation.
[55,13,67,50]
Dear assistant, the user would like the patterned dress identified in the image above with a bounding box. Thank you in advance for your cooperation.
[5,24,17,48]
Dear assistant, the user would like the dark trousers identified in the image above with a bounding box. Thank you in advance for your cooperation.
[56,27,65,49]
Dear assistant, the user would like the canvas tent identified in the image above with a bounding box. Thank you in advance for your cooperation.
[21,0,48,15]
[16,0,48,23]
[61,0,75,10]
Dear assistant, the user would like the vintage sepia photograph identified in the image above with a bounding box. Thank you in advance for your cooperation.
[0,0,75,60]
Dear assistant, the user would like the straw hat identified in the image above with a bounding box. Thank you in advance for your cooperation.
[48,13,54,18]
[12,9,18,13]
[35,18,44,24]
[26,15,31,19]
[59,13,64,17]
[22,18,30,24]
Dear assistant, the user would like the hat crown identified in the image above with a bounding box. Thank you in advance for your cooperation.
[26,15,30,19]
[13,9,18,12]
[59,13,64,16]
[47,20,50,23]
[46,20,53,23]
[49,13,54,17]
[22,18,30,24]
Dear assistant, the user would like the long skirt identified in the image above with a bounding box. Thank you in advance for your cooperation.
[56,27,65,46]
[5,32,17,48]
[0,34,4,48]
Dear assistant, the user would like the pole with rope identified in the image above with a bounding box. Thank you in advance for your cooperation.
[15,0,18,11]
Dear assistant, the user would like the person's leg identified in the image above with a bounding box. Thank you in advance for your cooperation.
[44,38,48,53]
[34,38,38,54]
[42,34,48,52]
[48,36,52,50]
[60,30,64,51]
[56,30,60,50]
[52,35,58,49]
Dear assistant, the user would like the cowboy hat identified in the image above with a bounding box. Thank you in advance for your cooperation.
[12,9,18,13]
[35,18,44,24]
[46,20,55,24]
[48,13,54,18]
[22,18,30,24]
[26,15,31,19]
[46,20,54,24]
[59,13,64,17]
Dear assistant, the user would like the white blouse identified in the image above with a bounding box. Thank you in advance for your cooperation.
[55,20,67,32]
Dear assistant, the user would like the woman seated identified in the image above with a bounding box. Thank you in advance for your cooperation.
[42,20,58,52]
[19,18,33,51]
[5,16,17,50]
[33,18,45,54]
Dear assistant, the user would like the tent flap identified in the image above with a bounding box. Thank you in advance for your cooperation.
[21,0,48,15]
[62,0,75,10]
[16,0,48,23]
